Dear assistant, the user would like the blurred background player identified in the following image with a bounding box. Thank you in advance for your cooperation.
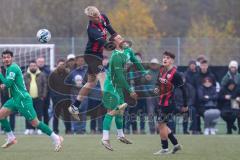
[101,35,147,151]
[154,51,188,155]
[68,6,121,116]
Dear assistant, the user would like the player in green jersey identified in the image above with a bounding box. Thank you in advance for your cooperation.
[0,50,63,152]
[101,35,149,151]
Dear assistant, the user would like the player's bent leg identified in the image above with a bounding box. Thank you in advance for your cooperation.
[69,74,97,115]
[30,118,64,152]
[0,107,17,149]
[20,97,63,152]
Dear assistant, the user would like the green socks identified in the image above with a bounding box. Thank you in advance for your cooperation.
[103,114,113,131]
[115,115,123,129]
[37,121,52,136]
[0,119,12,132]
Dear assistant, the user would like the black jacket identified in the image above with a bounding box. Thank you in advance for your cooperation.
[198,85,218,110]
[184,69,197,86]
[218,82,240,111]
[175,82,196,109]
[193,70,216,89]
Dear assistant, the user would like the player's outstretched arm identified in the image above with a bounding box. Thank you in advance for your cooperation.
[101,14,117,36]
[126,48,147,74]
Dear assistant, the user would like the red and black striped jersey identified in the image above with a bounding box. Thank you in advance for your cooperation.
[156,66,187,107]
[85,14,116,58]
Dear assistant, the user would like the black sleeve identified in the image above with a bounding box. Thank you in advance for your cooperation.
[173,72,187,107]
[101,14,117,35]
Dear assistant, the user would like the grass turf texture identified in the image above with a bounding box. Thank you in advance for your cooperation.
[0,135,239,160]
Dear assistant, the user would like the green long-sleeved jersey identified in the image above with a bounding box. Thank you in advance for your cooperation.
[106,47,146,93]
[0,63,29,100]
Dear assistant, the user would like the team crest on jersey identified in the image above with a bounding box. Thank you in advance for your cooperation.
[167,74,172,79]
[9,72,16,80]
[159,77,168,84]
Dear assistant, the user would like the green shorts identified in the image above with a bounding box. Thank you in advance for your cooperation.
[102,80,124,110]
[3,96,37,121]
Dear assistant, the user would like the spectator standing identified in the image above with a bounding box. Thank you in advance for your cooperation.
[24,60,47,135]
[221,60,240,86]
[36,57,51,125]
[65,55,88,134]
[184,60,198,86]
[145,58,160,134]
[174,73,197,134]
[49,59,72,134]
[221,60,240,134]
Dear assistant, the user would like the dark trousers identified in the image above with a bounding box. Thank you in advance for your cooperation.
[52,96,72,134]
[221,110,238,134]
[42,95,50,125]
[124,106,138,132]
[124,98,147,133]
[189,107,197,132]
[25,98,43,129]
[196,107,205,132]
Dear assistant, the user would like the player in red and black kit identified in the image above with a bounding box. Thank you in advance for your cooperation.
[153,51,188,155]
[69,6,121,115]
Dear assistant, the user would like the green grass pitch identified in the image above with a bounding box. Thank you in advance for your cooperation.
[0,135,239,160]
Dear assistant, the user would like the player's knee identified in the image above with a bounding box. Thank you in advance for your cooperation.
[86,81,97,88]
[158,123,165,130]
[108,110,115,116]
[30,120,39,127]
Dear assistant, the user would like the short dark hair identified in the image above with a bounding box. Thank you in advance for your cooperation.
[163,51,175,59]
[2,50,13,57]
[57,58,65,64]
[200,59,208,64]
[29,60,36,64]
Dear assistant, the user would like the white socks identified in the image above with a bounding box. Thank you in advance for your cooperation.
[50,132,59,142]
[117,129,124,138]
[7,131,15,139]
[102,130,109,140]
[102,129,125,140]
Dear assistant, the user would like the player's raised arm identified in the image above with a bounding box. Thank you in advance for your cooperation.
[101,14,117,35]
[126,48,146,73]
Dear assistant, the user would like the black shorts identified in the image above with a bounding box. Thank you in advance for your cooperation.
[156,105,175,123]
[84,54,104,74]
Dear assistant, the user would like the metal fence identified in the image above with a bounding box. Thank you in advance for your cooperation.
[0,37,239,66]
